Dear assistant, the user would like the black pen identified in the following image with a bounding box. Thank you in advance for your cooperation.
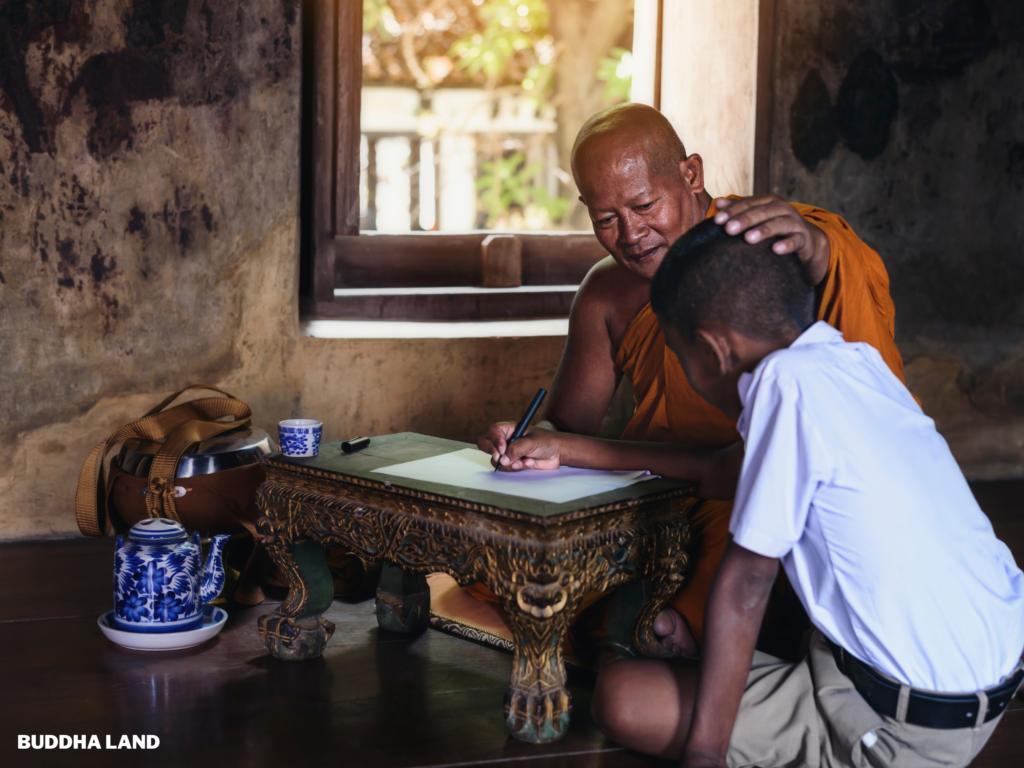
[342,436,370,453]
[494,388,547,472]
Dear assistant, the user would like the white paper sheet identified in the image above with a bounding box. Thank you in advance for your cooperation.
[371,448,657,504]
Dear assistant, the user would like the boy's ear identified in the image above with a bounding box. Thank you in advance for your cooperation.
[696,328,732,375]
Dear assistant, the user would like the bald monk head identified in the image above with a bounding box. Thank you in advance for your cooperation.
[572,103,712,281]
[650,218,814,416]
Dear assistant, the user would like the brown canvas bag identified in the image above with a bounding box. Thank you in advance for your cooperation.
[75,385,256,534]
[74,385,274,603]
[103,461,266,535]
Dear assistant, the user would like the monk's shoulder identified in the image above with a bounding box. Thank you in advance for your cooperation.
[790,201,889,274]
[791,201,861,240]
[574,256,650,341]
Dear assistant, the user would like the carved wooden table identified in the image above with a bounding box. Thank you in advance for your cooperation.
[255,433,693,743]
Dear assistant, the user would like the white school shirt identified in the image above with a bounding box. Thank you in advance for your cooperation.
[731,321,1024,693]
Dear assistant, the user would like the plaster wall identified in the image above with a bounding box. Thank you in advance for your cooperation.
[771,0,1024,478]
[0,1,565,540]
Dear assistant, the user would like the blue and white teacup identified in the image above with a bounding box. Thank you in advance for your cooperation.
[278,419,322,458]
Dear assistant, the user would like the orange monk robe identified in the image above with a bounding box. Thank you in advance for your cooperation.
[468,199,908,649]
[615,198,907,647]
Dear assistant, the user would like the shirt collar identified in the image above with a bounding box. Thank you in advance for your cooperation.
[790,320,843,348]
[736,322,842,410]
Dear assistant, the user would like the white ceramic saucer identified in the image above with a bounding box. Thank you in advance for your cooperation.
[98,606,228,651]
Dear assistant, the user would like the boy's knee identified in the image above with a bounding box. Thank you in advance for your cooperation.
[591,661,640,742]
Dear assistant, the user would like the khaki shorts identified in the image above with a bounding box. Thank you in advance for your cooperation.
[728,630,1017,768]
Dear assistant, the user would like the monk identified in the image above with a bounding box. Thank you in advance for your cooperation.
[473,102,907,656]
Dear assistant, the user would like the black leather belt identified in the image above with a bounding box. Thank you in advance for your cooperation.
[827,639,1023,729]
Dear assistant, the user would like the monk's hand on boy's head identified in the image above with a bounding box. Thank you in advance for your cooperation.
[712,195,830,287]
[489,428,565,471]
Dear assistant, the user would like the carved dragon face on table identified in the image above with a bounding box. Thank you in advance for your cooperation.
[509,569,577,619]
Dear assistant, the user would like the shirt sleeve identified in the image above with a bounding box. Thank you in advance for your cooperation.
[730,372,829,559]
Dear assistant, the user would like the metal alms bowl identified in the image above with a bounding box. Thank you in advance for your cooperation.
[116,426,277,478]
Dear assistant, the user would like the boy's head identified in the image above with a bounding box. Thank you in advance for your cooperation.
[650,218,815,416]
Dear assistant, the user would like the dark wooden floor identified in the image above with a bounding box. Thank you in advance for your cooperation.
[2,480,1022,767]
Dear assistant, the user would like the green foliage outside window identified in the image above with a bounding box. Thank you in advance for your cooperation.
[363,0,632,228]
[363,0,395,41]
[597,47,633,103]
[476,153,569,225]
[450,0,550,82]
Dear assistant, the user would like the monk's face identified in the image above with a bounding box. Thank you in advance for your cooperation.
[575,137,706,281]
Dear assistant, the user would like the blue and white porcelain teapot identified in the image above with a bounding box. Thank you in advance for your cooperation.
[113,519,229,633]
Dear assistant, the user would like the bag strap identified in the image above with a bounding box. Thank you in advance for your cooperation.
[143,397,253,524]
[74,385,252,536]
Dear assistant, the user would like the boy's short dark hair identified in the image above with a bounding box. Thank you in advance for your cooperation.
[650,219,815,342]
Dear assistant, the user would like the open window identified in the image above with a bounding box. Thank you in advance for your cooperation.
[300,0,640,321]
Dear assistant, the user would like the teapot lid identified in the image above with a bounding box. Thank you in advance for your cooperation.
[128,518,188,542]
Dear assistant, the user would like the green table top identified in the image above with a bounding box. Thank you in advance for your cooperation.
[271,432,693,519]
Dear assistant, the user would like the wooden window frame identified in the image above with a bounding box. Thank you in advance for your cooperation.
[299,1,773,321]
[300,0,608,322]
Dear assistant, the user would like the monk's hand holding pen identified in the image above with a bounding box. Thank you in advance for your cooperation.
[482,387,549,472]
[477,421,518,464]
[489,428,566,472]
[712,195,830,287]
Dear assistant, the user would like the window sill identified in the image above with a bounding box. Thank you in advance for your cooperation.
[333,285,577,296]
[301,318,569,339]
[303,285,579,321]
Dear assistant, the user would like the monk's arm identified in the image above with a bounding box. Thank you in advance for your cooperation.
[542,262,624,434]
[479,259,629,460]
[809,212,907,384]
[681,539,777,768]
[492,429,744,500]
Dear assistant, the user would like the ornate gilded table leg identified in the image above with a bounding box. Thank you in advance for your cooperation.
[632,525,691,658]
[256,490,337,660]
[375,563,430,633]
[497,564,583,743]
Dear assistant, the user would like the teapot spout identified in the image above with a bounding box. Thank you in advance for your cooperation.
[200,534,231,605]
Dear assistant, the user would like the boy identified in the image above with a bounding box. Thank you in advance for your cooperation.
[489,220,1024,767]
